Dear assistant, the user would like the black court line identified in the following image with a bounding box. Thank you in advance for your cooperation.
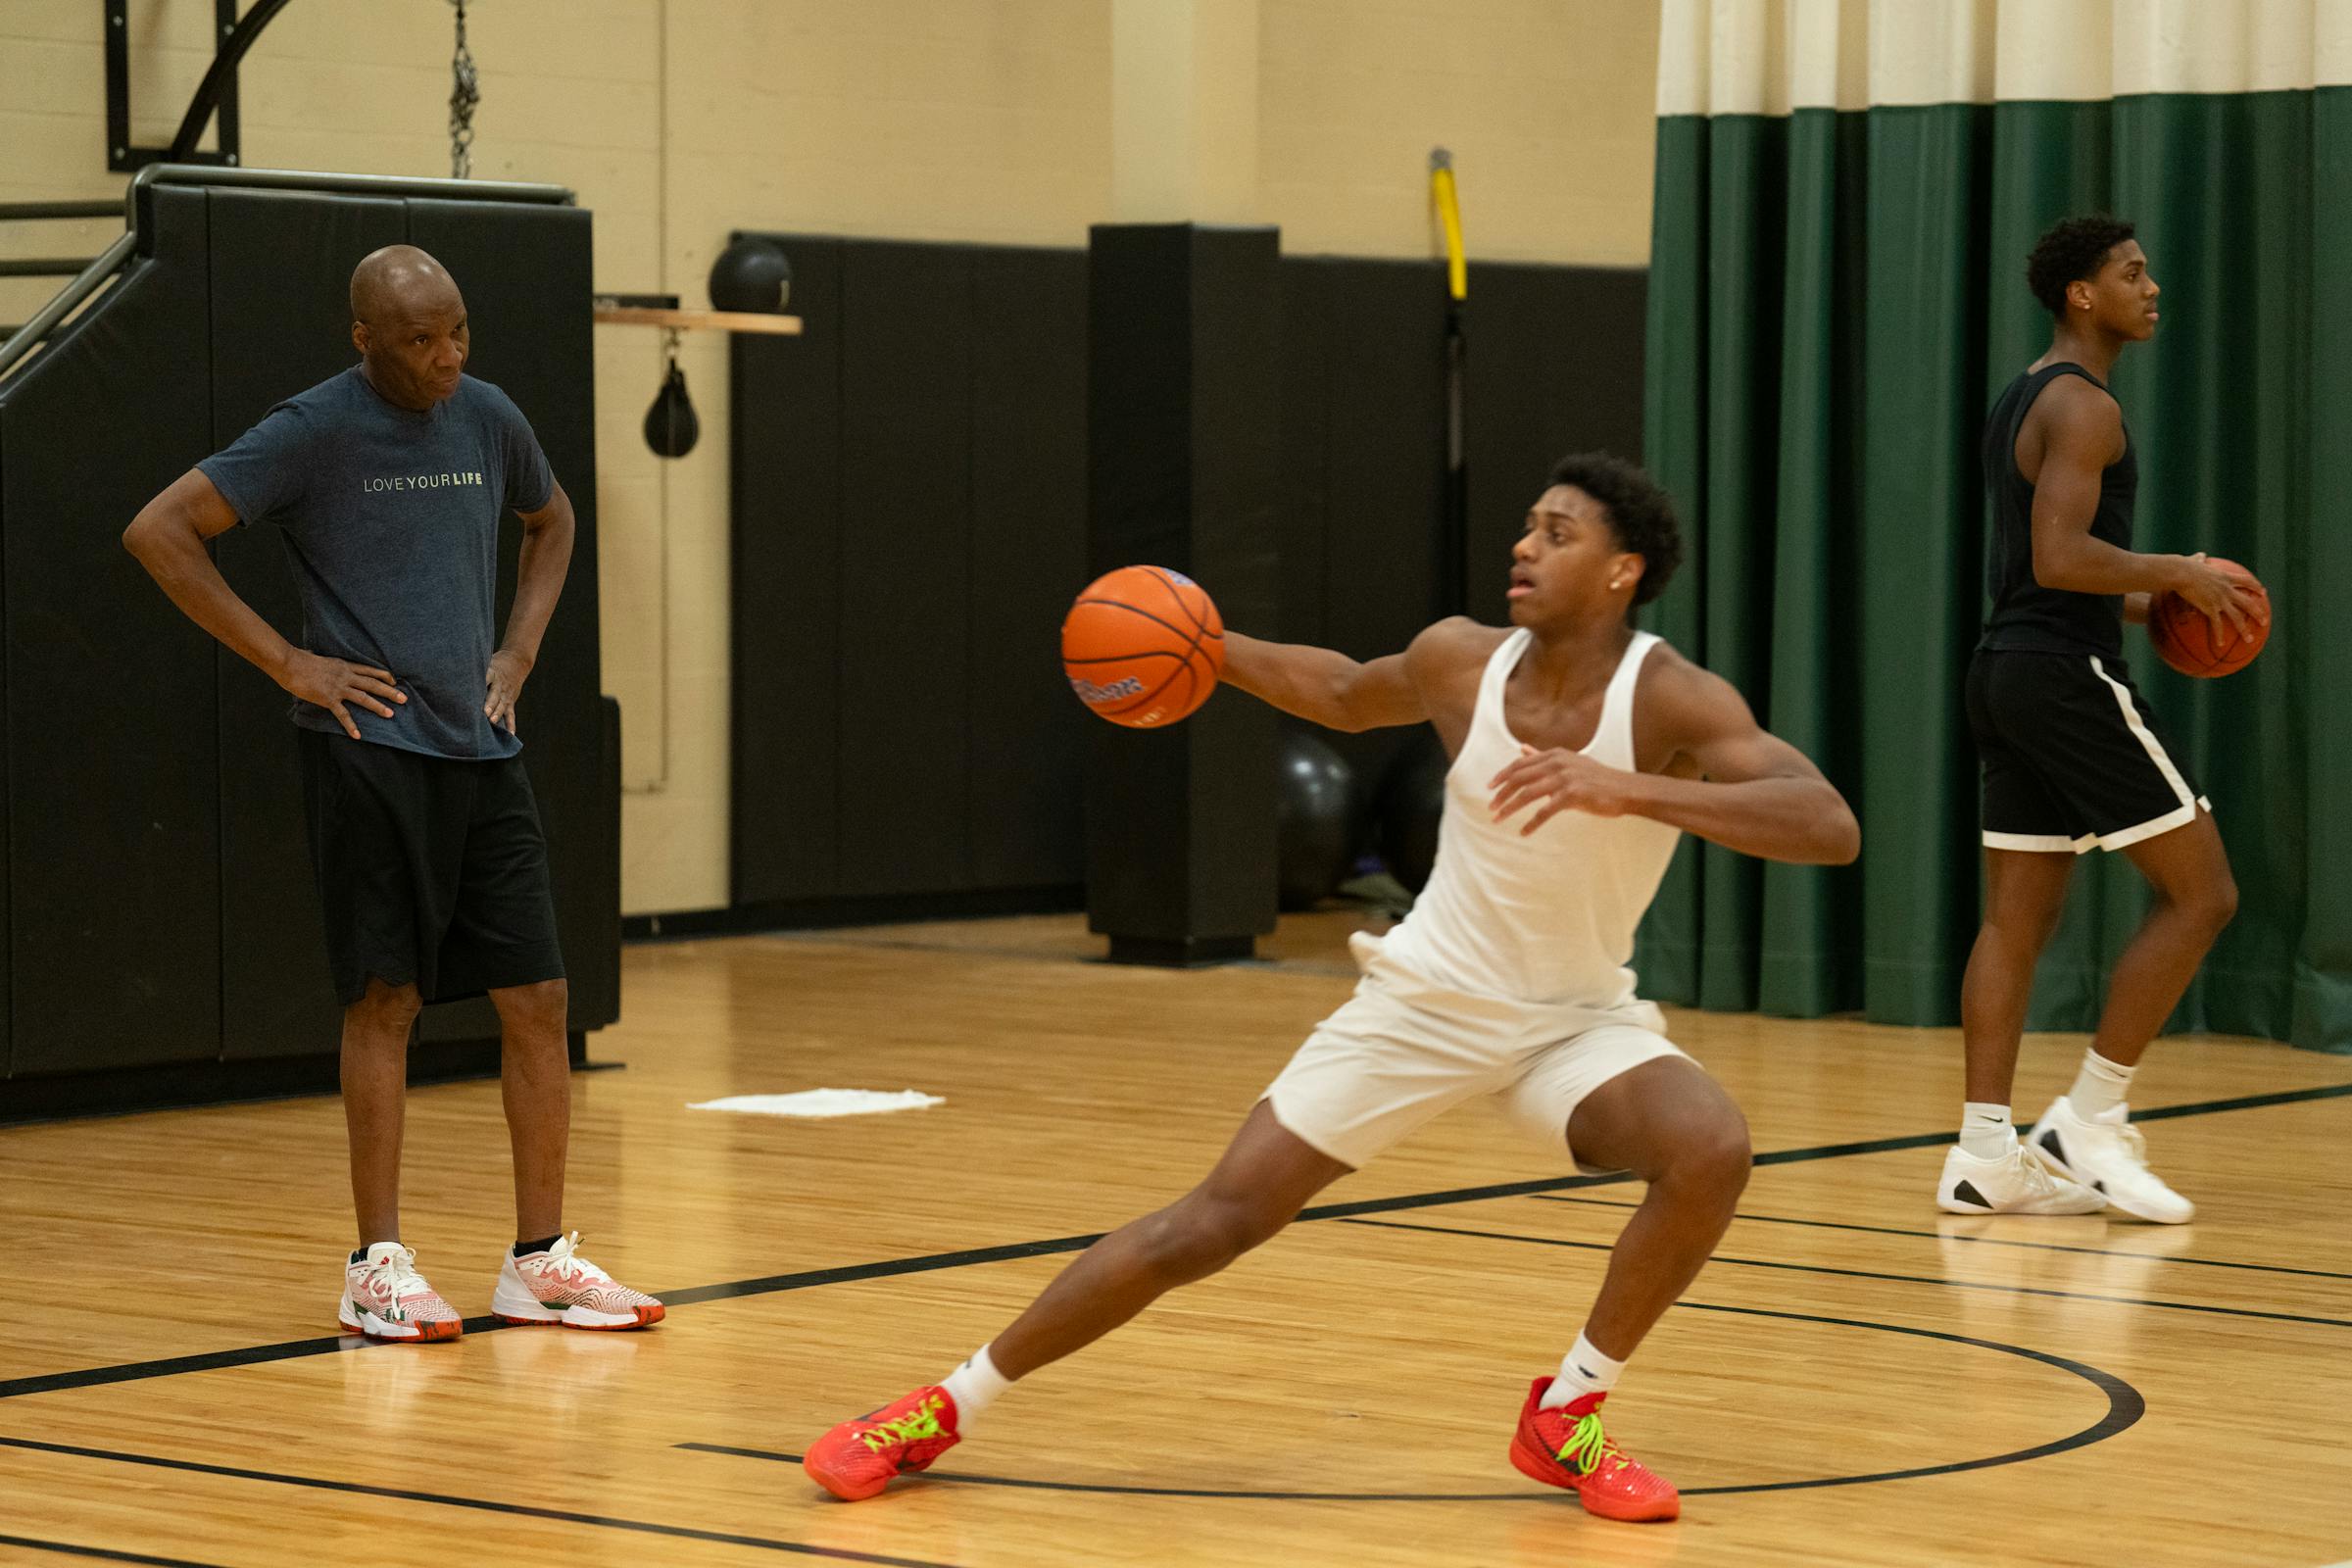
[1533,1193,2352,1282]
[0,1535,228,1568]
[3,1077,2345,1404]
[1345,1218,2352,1331]
[0,1437,958,1568]
[678,1298,2143,1501]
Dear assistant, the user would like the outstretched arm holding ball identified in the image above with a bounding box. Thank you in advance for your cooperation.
[1219,619,1486,733]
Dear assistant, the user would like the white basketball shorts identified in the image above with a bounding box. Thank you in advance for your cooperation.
[1262,933,1693,1172]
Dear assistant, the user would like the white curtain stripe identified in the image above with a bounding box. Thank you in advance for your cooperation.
[1658,0,2352,119]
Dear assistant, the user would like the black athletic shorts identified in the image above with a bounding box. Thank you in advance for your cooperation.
[298,731,565,1005]
[1965,648,2211,855]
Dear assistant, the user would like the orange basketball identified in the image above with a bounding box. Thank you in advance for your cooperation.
[2148,558,2271,678]
[1061,565,1225,727]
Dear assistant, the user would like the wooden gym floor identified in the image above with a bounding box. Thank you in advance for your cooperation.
[2,908,2349,1566]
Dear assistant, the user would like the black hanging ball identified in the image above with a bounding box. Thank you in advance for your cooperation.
[708,238,792,314]
[644,363,700,459]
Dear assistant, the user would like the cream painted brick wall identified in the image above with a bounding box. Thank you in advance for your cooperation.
[3,0,1659,916]
[1259,0,1659,264]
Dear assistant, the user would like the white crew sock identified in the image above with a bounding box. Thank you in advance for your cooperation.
[2068,1049,2135,1120]
[940,1345,1011,1426]
[1960,1102,2015,1161]
[1539,1331,1626,1409]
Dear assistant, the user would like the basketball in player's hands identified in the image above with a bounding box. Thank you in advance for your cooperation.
[2148,557,2271,678]
[1061,565,1224,727]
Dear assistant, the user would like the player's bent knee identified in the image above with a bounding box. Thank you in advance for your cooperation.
[496,977,569,1030]
[2159,874,2236,939]
[349,978,423,1032]
[1670,1114,1752,1203]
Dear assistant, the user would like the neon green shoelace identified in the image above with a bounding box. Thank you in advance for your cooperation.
[858,1397,945,1453]
[1556,1411,1608,1475]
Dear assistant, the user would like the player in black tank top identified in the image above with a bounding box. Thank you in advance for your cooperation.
[1979,361,2136,658]
[1942,218,2269,1224]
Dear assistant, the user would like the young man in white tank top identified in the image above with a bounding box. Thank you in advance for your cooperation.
[806,453,1859,1523]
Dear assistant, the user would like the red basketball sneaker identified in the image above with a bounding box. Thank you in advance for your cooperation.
[1507,1378,1680,1522]
[804,1386,963,1501]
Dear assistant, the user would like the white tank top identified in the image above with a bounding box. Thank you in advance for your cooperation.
[1374,627,1682,1010]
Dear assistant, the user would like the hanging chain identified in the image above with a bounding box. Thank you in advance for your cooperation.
[448,0,479,179]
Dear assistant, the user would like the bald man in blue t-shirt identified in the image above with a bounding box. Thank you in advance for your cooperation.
[124,245,662,1341]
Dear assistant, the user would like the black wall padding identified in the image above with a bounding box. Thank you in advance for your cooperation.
[731,237,844,903]
[210,188,406,1058]
[729,233,1090,907]
[727,234,1645,927]
[0,184,617,1089]
[1083,224,1281,956]
[1276,265,1331,650]
[1278,258,1455,807]
[1462,264,1648,624]
[967,248,1088,890]
[0,185,220,1076]
[836,241,974,897]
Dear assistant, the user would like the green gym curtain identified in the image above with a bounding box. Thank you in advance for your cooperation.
[1634,0,2352,1053]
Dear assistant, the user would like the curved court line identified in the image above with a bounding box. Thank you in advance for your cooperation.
[1533,1193,2352,1282]
[0,1435,959,1568]
[1345,1217,2352,1331]
[2,1078,2343,1403]
[676,1298,2143,1501]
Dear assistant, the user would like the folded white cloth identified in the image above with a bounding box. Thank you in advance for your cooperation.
[687,1089,945,1118]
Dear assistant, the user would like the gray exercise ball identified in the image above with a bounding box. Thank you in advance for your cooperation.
[1276,728,1360,910]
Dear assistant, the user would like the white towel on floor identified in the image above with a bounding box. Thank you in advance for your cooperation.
[687,1089,944,1118]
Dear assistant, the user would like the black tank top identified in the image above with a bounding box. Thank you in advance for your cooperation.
[1979,362,2135,658]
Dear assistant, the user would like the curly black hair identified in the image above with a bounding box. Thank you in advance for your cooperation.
[2027,215,2137,317]
[1547,451,1684,608]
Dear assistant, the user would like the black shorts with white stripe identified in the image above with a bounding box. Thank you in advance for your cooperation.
[1965,647,2212,855]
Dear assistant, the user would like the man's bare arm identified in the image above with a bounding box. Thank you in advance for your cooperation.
[483,480,575,734]
[122,468,403,739]
[1220,617,1479,733]
[2028,381,2259,634]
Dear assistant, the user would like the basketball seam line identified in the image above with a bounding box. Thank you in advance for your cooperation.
[1068,591,1218,718]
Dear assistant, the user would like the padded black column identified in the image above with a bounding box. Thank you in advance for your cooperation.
[1,184,220,1075]
[1084,224,1280,965]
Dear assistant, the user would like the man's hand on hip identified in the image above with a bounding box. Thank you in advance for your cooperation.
[278,651,404,740]
[485,649,532,734]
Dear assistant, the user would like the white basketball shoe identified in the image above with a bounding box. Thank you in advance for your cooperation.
[1936,1138,2106,1216]
[339,1242,464,1342]
[2029,1097,2194,1224]
[491,1232,665,1330]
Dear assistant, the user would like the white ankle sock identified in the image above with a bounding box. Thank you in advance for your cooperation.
[1539,1331,1626,1408]
[1960,1102,2014,1161]
[2068,1050,2135,1119]
[940,1345,1011,1426]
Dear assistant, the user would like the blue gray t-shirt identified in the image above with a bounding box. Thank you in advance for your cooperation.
[199,365,553,760]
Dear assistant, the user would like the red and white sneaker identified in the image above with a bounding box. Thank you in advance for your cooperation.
[338,1242,463,1343]
[490,1233,664,1330]
[804,1386,962,1500]
[1507,1379,1680,1522]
